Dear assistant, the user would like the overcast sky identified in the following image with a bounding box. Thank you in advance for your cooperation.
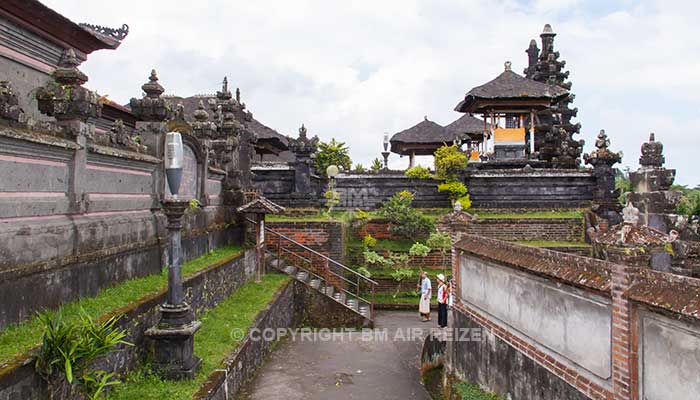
[45,0,699,185]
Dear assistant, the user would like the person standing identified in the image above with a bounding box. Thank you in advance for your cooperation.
[418,271,431,322]
[437,274,448,328]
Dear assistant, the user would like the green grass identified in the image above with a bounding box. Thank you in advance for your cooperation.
[514,240,590,248]
[355,267,450,280]
[107,273,289,400]
[372,293,426,305]
[473,209,583,219]
[454,382,503,400]
[0,245,244,365]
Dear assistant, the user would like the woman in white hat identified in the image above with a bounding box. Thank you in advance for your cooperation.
[436,274,448,328]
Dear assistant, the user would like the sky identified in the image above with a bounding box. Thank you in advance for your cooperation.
[44,0,700,185]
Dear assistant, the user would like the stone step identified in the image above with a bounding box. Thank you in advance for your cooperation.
[296,271,309,282]
[283,265,297,275]
[310,278,322,289]
[346,298,358,310]
[322,286,334,296]
[332,292,346,303]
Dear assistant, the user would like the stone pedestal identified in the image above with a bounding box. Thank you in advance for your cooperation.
[145,199,201,379]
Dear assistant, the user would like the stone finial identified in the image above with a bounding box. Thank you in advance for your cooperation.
[35,48,101,122]
[288,124,319,155]
[194,100,209,122]
[584,129,622,167]
[639,132,665,168]
[53,48,88,86]
[236,88,241,104]
[504,61,512,71]
[454,200,463,213]
[142,69,164,98]
[129,69,169,122]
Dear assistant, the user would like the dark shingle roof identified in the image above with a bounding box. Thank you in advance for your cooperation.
[390,117,451,145]
[455,68,567,112]
[444,114,483,136]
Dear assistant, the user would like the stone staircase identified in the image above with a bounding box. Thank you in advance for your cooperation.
[266,251,374,320]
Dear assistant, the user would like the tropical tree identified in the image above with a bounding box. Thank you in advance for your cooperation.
[314,138,352,177]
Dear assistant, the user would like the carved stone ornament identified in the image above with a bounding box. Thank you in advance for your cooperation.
[129,69,170,122]
[639,132,665,168]
[79,23,129,41]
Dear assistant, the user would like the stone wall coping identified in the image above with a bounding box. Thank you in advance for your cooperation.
[87,143,161,164]
[252,164,293,171]
[628,268,700,321]
[465,169,594,178]
[0,126,79,150]
[207,166,226,176]
[455,234,611,293]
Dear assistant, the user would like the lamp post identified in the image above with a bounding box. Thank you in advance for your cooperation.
[146,131,202,380]
[326,165,339,214]
[381,133,390,170]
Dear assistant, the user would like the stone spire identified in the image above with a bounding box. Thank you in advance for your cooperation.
[530,24,583,168]
[129,69,169,122]
[192,100,216,139]
[524,39,539,78]
[584,129,623,223]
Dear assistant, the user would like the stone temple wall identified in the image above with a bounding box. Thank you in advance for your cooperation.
[0,123,242,330]
[447,232,700,400]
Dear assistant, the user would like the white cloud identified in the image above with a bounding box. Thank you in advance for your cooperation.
[43,0,700,185]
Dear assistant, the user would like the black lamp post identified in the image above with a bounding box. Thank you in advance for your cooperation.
[381,133,390,170]
[146,131,202,379]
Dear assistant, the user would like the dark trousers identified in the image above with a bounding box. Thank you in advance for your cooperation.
[438,303,448,327]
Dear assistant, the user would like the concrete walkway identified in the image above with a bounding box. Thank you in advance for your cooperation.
[240,311,434,400]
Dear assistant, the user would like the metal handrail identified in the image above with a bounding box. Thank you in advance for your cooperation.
[247,217,377,319]
[246,217,378,286]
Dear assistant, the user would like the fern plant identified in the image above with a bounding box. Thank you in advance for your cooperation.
[34,309,131,400]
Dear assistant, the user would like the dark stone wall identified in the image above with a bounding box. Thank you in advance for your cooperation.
[334,174,449,210]
[463,169,595,209]
[0,249,257,400]
[0,208,242,330]
[449,309,590,400]
[293,281,369,328]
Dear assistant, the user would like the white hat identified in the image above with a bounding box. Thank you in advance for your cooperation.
[437,274,445,282]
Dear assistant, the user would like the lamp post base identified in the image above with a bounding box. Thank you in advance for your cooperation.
[145,303,202,380]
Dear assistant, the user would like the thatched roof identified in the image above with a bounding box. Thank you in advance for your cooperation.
[445,114,484,141]
[454,64,567,113]
[390,117,461,156]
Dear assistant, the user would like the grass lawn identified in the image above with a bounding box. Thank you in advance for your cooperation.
[454,382,503,400]
[514,240,590,248]
[473,209,584,219]
[107,273,290,400]
[0,245,244,365]
[372,293,425,305]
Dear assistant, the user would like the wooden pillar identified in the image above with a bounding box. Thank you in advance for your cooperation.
[409,152,415,169]
[530,110,536,154]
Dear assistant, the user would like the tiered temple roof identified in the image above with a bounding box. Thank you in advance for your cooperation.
[390,115,483,157]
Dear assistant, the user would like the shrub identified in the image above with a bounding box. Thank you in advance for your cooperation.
[323,190,340,215]
[678,188,700,218]
[389,268,416,298]
[427,232,452,274]
[34,309,130,400]
[314,138,352,177]
[409,242,431,257]
[434,144,467,181]
[356,266,372,278]
[353,163,366,173]
[405,166,432,179]
[437,181,468,201]
[363,250,393,268]
[370,158,383,172]
[378,192,434,239]
[362,234,377,249]
[456,194,472,209]
[356,209,370,220]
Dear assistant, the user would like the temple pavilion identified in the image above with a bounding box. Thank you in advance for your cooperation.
[454,61,567,165]
[389,115,482,168]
